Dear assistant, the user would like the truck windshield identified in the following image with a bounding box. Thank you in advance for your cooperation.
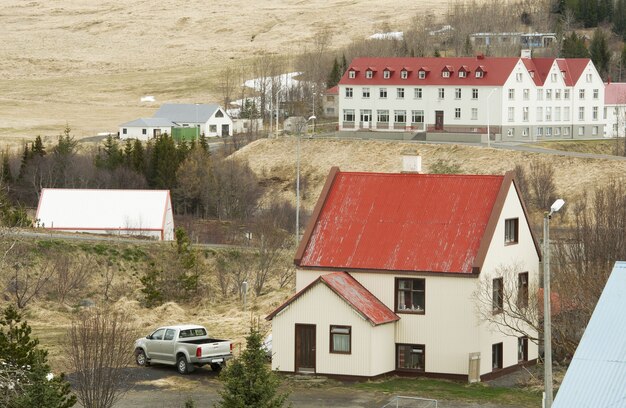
[179,328,207,338]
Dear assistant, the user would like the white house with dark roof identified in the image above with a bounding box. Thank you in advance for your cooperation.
[119,118,175,141]
[36,189,174,241]
[338,55,605,141]
[267,167,540,380]
[119,103,233,140]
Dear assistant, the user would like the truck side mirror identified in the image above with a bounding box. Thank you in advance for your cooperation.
[146,335,152,340]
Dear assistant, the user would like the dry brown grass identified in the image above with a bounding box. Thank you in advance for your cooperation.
[0,0,448,142]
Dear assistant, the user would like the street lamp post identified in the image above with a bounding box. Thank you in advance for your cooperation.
[543,198,564,408]
[295,115,316,246]
[486,88,497,148]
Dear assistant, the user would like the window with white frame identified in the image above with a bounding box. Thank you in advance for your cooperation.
[579,89,585,99]
[472,88,478,99]
[522,127,529,137]
[401,70,408,79]
[555,107,561,121]
[579,106,585,121]
[593,89,599,99]
[564,89,570,100]
[546,89,552,100]
[523,106,529,121]
[411,110,424,124]
[536,127,543,136]
[383,70,390,79]
[362,88,370,98]
[459,70,467,78]
[397,88,405,99]
[438,88,445,99]
[414,88,423,99]
[418,70,426,79]
[523,89,529,100]
[394,110,407,124]
[592,126,598,135]
[455,108,461,119]
[366,70,373,79]
[564,106,570,120]
[537,107,543,121]
[546,107,552,121]
[508,107,514,122]
[343,109,355,122]
[507,128,515,137]
[555,89,561,100]
[455,88,461,99]
[586,73,593,82]
[508,89,515,100]
[475,70,484,78]
[442,71,450,78]
[377,110,389,123]
[546,127,552,136]
[555,127,561,136]
[349,70,355,79]
[360,109,372,123]
[578,126,584,135]
[345,87,353,98]
[537,89,543,100]
[593,106,598,120]
[551,73,557,82]
[604,107,608,119]
[516,73,523,82]
[564,127,570,135]
[471,108,478,120]
[379,88,387,98]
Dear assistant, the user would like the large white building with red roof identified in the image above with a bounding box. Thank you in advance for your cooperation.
[267,167,540,380]
[338,55,605,141]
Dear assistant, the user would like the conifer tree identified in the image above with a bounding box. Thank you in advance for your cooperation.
[326,58,342,88]
[590,29,611,80]
[561,32,590,58]
[31,136,46,157]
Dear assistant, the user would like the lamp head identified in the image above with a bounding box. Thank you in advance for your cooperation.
[307,115,316,121]
[550,199,565,214]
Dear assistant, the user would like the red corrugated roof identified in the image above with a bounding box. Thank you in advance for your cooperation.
[341,56,591,87]
[325,85,339,95]
[298,171,506,274]
[605,83,626,104]
[266,271,399,325]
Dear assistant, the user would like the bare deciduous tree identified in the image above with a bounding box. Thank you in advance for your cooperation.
[474,263,540,343]
[65,308,137,408]
[529,159,557,210]
[52,253,94,304]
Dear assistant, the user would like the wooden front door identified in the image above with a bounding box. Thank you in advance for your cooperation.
[435,111,444,130]
[295,324,316,373]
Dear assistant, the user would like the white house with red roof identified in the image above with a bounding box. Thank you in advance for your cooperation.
[338,54,605,141]
[267,167,540,380]
[604,82,626,138]
[322,86,339,118]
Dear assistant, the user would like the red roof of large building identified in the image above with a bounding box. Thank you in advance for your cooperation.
[295,168,527,274]
[605,83,626,104]
[266,271,399,325]
[340,56,591,87]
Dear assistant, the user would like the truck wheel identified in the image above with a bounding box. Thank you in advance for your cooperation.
[135,349,149,367]
[177,355,192,375]
[210,363,223,372]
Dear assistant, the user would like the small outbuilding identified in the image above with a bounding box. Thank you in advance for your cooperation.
[119,118,175,141]
[36,189,174,241]
[153,103,233,137]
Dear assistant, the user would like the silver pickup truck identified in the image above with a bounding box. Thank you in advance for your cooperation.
[134,324,233,374]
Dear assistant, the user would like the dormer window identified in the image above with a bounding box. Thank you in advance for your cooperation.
[442,71,450,78]
[475,66,486,78]
[418,71,425,79]
[401,70,408,79]
[349,70,356,79]
[383,70,390,79]
[459,71,467,78]
[366,70,373,79]
[475,71,483,78]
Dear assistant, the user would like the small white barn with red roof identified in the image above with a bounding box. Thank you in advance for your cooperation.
[267,167,541,380]
[36,189,175,241]
[604,82,626,138]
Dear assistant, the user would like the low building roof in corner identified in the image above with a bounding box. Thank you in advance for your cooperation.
[266,271,399,326]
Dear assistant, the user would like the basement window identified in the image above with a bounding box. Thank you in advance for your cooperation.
[396,344,425,372]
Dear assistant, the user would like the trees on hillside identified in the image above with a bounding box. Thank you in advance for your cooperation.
[589,29,611,80]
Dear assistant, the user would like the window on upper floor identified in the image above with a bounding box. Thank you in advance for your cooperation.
[418,70,426,79]
[471,107,478,120]
[537,89,543,100]
[517,272,529,308]
[348,70,355,79]
[330,325,351,354]
[593,106,598,120]
[455,88,461,99]
[401,70,408,79]
[586,73,593,82]
[438,88,445,99]
[455,108,461,119]
[523,89,529,100]
[362,88,370,98]
[546,107,552,121]
[579,89,585,99]
[459,70,467,78]
[551,73,558,82]
[546,89,552,100]
[523,106,529,121]
[505,218,519,244]
[516,72,523,82]
[397,88,405,99]
[414,88,423,99]
[579,106,585,121]
[379,88,387,98]
[555,89,561,100]
[345,87,353,98]
[472,88,478,99]
[366,70,373,79]
[564,89,570,100]
[475,70,484,78]
[383,70,390,79]
[593,89,599,99]
[396,278,425,313]
[442,71,450,78]
[397,344,425,372]
[493,278,504,313]
[537,107,543,122]
[508,107,515,122]
[508,89,515,100]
